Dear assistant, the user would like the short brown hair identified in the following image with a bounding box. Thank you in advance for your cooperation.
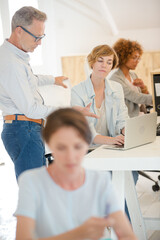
[113,38,143,67]
[43,108,92,145]
[87,44,118,69]
[12,6,47,31]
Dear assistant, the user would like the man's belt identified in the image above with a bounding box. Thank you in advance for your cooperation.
[4,115,44,126]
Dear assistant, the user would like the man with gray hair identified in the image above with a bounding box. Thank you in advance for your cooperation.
[0,6,69,179]
[0,6,97,180]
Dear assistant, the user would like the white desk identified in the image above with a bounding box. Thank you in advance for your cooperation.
[83,137,160,240]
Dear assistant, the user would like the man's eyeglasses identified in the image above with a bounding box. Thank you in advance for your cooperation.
[17,26,45,42]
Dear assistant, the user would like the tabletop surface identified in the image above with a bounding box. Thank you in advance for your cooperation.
[83,137,160,170]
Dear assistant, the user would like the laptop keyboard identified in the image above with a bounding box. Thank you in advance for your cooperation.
[103,144,124,149]
[114,144,124,148]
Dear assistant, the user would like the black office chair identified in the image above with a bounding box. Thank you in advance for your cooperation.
[137,107,160,191]
[45,153,54,165]
[138,171,160,191]
[45,149,93,165]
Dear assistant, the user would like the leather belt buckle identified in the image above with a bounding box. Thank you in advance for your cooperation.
[5,120,13,123]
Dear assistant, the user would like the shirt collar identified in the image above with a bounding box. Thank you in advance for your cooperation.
[4,39,30,62]
[85,75,95,98]
[85,75,118,98]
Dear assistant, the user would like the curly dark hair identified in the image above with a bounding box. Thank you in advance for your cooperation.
[113,38,143,67]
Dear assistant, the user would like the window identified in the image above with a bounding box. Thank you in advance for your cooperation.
[0,12,4,45]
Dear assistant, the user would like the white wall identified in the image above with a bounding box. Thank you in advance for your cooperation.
[39,0,160,75]
[0,0,160,76]
[52,0,160,55]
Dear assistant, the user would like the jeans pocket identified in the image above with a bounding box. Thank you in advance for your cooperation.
[1,129,20,162]
[1,122,30,163]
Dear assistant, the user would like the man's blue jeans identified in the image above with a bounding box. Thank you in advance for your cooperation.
[1,120,46,179]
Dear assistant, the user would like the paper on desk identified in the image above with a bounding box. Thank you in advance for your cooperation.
[155,83,160,97]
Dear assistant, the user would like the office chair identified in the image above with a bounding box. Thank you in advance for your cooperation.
[45,153,54,165]
[45,148,93,165]
[138,171,160,192]
[156,122,160,136]
[137,105,160,192]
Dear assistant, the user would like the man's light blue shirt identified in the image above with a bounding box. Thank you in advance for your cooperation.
[0,40,56,119]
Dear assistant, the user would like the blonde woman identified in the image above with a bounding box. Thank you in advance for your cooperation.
[71,45,138,222]
[71,45,128,146]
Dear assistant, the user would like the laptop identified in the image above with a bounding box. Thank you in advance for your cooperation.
[103,112,157,150]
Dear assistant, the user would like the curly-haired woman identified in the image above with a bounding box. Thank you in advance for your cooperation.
[109,38,152,117]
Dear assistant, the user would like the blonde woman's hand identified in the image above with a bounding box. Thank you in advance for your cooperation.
[107,135,125,145]
[73,103,99,119]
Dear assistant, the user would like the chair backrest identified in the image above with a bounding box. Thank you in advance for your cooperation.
[38,79,71,107]
[38,79,71,155]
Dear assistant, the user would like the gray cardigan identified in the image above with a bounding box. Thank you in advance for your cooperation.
[109,68,152,117]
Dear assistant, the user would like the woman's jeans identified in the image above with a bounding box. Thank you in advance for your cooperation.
[1,120,46,180]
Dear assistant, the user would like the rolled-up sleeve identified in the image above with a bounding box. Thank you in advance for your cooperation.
[36,75,55,86]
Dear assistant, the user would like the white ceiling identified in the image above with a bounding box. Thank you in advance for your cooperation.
[105,0,160,30]
[56,0,160,33]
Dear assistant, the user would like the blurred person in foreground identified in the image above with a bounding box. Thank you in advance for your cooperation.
[15,108,137,240]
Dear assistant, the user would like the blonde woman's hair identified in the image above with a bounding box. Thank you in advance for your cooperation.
[87,44,118,69]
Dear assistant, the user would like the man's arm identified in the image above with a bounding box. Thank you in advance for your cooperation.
[36,75,68,88]
[2,63,55,119]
